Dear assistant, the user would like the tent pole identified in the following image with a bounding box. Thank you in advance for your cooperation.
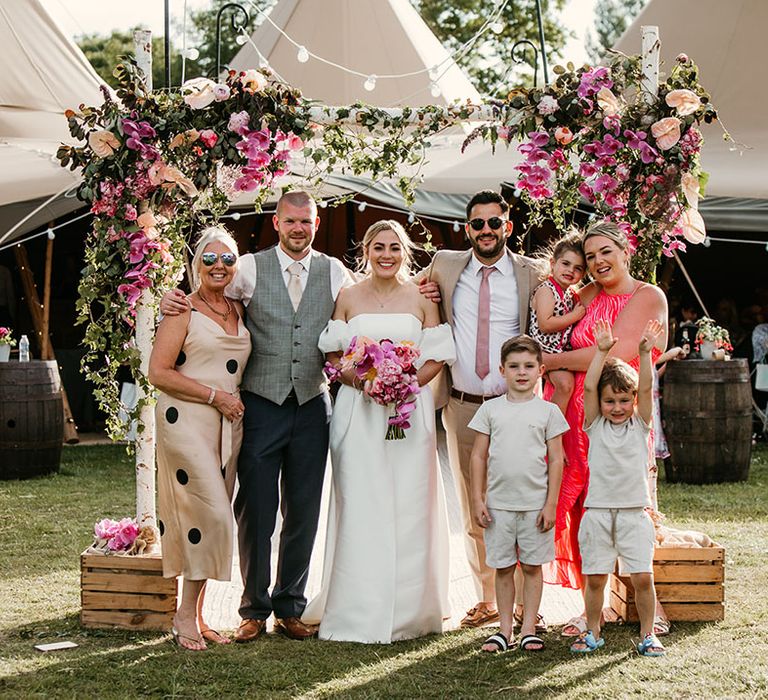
[41,225,54,360]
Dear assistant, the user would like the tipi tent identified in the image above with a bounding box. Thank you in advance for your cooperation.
[230,0,481,107]
[0,0,106,245]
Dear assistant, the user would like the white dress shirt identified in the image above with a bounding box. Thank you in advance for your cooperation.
[451,252,520,396]
[226,246,350,305]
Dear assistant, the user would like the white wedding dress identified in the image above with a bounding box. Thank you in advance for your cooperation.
[303,313,455,643]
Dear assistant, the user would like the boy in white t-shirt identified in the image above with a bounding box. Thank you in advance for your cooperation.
[570,318,666,657]
[468,335,568,653]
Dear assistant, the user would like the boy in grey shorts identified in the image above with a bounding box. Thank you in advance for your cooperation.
[469,335,568,653]
[570,318,666,657]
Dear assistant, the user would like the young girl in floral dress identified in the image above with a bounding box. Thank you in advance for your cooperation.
[529,232,587,417]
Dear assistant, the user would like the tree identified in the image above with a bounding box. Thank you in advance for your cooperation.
[410,0,571,96]
[78,30,183,90]
[586,0,648,63]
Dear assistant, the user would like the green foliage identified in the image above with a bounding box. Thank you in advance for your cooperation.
[586,0,648,63]
[411,0,571,95]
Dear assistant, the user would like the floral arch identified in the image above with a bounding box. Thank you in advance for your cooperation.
[57,39,721,444]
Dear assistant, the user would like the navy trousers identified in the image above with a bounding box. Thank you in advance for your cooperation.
[234,390,329,620]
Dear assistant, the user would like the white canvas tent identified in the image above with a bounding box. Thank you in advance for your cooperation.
[230,0,481,107]
[0,0,106,246]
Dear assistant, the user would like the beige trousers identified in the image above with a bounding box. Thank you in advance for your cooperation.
[442,395,496,603]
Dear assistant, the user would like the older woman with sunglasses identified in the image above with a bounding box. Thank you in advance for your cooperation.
[149,226,250,651]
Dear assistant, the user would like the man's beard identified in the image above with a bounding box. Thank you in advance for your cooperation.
[470,234,507,260]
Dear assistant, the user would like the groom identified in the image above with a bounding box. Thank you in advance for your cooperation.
[420,190,542,628]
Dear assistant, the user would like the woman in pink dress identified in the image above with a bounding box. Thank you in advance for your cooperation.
[541,221,668,636]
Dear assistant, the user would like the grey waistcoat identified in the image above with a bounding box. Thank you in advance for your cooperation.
[241,248,335,405]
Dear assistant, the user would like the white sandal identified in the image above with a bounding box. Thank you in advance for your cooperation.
[561,615,588,637]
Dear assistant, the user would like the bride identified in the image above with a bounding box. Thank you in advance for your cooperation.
[302,219,455,643]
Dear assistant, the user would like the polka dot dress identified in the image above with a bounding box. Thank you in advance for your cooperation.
[156,308,251,581]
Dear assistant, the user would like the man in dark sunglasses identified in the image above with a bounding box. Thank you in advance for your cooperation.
[160,190,353,642]
[418,190,544,630]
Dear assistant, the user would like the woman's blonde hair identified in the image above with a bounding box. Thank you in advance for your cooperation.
[357,219,417,281]
[190,225,240,289]
[583,219,629,251]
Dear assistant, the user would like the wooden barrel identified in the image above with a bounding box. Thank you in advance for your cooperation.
[0,360,64,479]
[663,358,752,484]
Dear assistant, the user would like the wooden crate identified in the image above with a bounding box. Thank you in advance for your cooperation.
[610,544,724,622]
[81,552,177,631]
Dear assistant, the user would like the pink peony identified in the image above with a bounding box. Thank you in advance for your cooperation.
[537,95,559,115]
[651,117,682,151]
[228,111,250,135]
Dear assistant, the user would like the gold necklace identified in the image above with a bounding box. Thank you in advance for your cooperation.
[370,281,399,309]
[198,290,231,321]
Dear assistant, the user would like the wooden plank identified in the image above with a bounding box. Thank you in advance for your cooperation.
[613,599,725,623]
[81,609,174,631]
[81,553,164,572]
[654,546,724,562]
[82,570,177,594]
[654,563,724,583]
[614,580,724,604]
[82,591,176,613]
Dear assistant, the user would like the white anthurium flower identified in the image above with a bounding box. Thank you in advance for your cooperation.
[181,77,217,109]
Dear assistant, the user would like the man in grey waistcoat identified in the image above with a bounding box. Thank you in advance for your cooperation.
[161,191,350,641]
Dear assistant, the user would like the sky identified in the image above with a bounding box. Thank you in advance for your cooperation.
[43,0,600,67]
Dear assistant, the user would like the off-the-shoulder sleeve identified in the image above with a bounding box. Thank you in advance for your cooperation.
[416,323,456,368]
[318,319,352,354]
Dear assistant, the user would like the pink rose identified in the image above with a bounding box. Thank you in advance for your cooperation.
[199,129,218,148]
[554,126,573,145]
[665,89,701,116]
[651,117,682,150]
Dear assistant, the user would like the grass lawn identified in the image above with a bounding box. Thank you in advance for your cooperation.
[1,443,767,699]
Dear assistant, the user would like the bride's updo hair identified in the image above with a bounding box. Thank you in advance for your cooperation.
[583,220,629,251]
[358,219,416,281]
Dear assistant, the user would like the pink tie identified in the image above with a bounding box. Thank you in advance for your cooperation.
[475,265,497,380]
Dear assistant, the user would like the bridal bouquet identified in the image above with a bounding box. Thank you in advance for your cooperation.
[325,335,421,440]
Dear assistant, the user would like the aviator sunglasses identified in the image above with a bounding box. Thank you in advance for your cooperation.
[468,217,507,231]
[201,252,238,267]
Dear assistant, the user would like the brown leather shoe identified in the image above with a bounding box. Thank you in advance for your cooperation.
[234,618,266,643]
[460,604,500,628]
[274,617,319,640]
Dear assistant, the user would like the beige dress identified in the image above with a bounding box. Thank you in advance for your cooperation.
[156,308,251,580]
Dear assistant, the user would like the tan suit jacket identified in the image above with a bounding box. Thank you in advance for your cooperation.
[418,249,543,407]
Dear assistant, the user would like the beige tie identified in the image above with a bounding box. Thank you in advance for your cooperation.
[287,261,304,311]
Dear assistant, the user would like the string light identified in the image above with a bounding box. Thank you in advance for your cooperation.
[230,212,241,221]
[239,0,511,92]
[318,200,328,208]
[46,229,55,240]
[407,212,415,224]
[452,221,460,232]
[430,82,442,98]
[702,236,711,247]
[183,47,200,60]
[235,34,249,46]
[357,202,367,212]
[363,75,377,92]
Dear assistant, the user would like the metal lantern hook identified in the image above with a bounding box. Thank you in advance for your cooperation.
[216,3,251,76]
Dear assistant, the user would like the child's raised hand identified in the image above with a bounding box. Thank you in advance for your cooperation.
[639,319,663,354]
[593,319,617,352]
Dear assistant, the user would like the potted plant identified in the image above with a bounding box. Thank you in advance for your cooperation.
[695,317,733,359]
[0,327,15,362]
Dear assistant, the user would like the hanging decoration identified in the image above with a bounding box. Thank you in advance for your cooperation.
[476,52,727,281]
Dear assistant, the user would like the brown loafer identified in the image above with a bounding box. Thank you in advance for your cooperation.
[460,604,500,628]
[274,617,319,640]
[234,618,266,643]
